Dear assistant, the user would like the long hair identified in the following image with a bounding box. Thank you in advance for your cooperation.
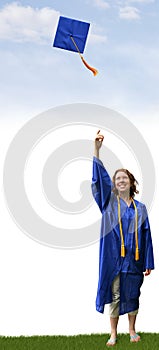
[112,168,139,198]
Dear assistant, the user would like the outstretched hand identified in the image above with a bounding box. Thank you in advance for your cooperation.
[95,130,104,150]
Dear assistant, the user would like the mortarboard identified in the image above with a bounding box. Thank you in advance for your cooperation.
[53,16,98,76]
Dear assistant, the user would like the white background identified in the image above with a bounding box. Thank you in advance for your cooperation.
[0,116,158,336]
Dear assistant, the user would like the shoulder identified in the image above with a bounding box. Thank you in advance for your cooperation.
[108,192,117,206]
[111,192,117,200]
[133,198,146,208]
[133,199,148,215]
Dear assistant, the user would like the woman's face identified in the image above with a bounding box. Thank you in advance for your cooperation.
[115,171,131,195]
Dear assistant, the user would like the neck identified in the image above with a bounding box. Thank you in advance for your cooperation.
[118,192,131,202]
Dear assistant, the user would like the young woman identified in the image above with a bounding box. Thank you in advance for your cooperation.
[92,130,154,346]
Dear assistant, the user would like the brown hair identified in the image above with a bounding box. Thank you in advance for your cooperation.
[112,168,139,198]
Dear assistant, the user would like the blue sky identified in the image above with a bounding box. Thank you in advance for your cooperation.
[0,0,159,120]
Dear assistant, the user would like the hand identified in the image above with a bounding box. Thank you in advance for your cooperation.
[95,130,104,150]
[145,269,151,276]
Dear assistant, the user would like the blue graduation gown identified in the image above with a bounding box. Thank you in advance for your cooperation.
[92,157,154,314]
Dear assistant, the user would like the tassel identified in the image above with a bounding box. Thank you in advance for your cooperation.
[135,248,139,261]
[81,56,98,76]
[121,244,125,258]
[70,35,98,76]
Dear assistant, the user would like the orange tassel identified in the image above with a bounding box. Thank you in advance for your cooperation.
[81,56,98,76]
[70,36,98,76]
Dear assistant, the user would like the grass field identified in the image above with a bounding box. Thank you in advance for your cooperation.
[0,333,159,350]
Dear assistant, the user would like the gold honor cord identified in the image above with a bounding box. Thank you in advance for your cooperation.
[131,198,139,261]
[70,36,98,76]
[117,196,139,261]
[117,195,125,258]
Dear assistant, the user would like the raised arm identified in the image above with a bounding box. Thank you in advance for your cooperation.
[92,130,112,213]
[94,129,104,158]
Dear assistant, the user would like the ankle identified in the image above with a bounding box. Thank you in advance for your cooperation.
[110,331,117,339]
[129,329,136,336]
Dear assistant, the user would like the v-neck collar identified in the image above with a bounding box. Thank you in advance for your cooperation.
[118,196,133,208]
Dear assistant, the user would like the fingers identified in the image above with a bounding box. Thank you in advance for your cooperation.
[145,269,151,276]
[95,129,104,141]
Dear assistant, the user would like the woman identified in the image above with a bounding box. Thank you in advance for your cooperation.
[92,130,154,346]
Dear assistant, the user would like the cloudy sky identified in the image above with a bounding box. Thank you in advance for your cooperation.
[0,0,159,120]
[0,0,159,337]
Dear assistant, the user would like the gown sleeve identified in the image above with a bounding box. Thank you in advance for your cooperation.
[91,156,112,213]
[142,205,155,270]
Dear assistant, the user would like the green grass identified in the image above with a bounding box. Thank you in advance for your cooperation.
[0,333,159,350]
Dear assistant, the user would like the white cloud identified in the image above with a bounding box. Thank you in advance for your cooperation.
[116,0,154,3]
[119,6,140,19]
[89,33,107,44]
[89,22,108,44]
[127,0,154,3]
[93,0,110,9]
[0,2,59,44]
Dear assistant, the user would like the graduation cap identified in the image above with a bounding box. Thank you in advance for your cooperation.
[53,16,98,76]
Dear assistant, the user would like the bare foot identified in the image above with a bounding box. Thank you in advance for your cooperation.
[106,336,117,346]
[130,333,140,342]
